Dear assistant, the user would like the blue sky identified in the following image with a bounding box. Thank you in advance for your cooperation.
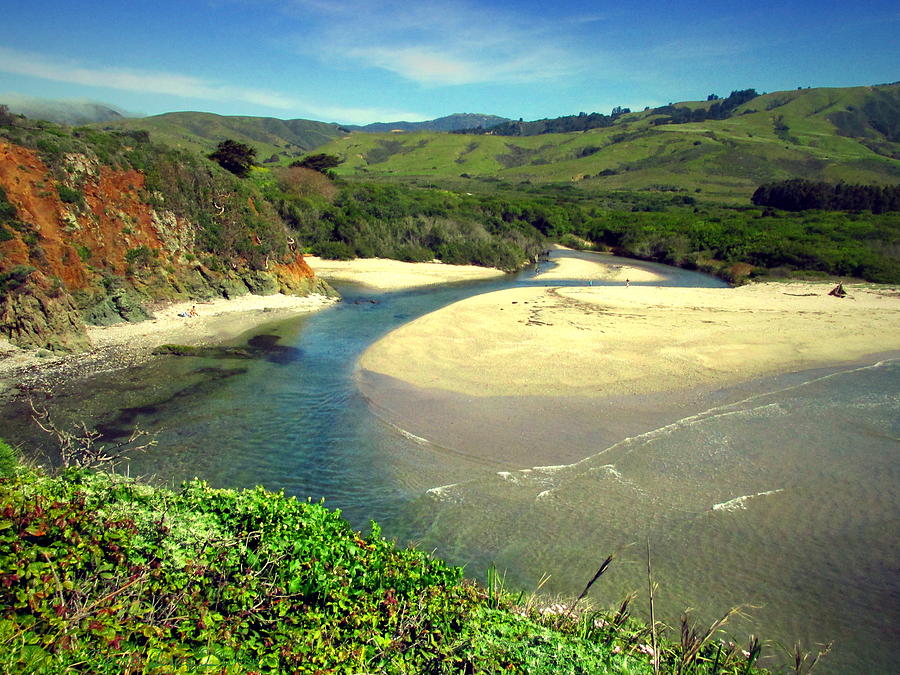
[1,1,897,124]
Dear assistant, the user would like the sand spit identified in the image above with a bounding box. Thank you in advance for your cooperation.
[306,256,506,291]
[359,281,900,398]
[538,251,666,283]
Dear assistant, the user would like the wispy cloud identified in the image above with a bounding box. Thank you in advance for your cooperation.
[0,46,425,123]
[283,0,589,86]
[0,46,297,108]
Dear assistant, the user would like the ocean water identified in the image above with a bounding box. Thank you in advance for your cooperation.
[2,253,896,673]
[384,358,899,674]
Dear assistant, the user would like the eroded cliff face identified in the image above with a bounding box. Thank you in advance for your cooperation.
[0,142,333,351]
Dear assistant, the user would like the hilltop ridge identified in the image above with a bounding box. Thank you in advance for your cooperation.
[345,113,511,133]
[318,84,900,202]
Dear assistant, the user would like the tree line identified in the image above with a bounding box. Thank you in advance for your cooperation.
[752,179,900,213]
[452,108,631,137]
[650,89,759,126]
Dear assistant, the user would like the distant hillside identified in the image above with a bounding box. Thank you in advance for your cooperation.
[347,113,510,133]
[0,94,129,125]
[317,84,900,202]
[92,112,349,164]
[457,91,759,137]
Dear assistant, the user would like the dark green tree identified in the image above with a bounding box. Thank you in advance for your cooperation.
[0,104,16,127]
[208,139,256,177]
[291,153,342,174]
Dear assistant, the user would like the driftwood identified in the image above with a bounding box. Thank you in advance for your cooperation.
[828,282,847,298]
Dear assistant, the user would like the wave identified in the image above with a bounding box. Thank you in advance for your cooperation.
[416,357,898,498]
[711,489,785,512]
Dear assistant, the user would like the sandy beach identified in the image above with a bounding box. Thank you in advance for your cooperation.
[359,281,900,398]
[0,292,337,395]
[305,256,507,291]
[537,250,666,283]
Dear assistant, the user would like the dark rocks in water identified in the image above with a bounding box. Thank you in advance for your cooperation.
[153,335,302,365]
[245,334,303,365]
[151,344,254,359]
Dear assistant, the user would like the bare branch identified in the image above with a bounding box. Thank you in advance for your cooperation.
[29,399,158,470]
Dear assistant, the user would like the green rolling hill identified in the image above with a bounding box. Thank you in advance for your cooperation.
[316,84,900,202]
[90,111,349,164]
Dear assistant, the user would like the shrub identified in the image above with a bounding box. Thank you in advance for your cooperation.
[313,240,356,260]
[0,439,15,478]
[56,184,84,206]
[0,264,36,292]
[124,245,157,269]
[394,243,434,262]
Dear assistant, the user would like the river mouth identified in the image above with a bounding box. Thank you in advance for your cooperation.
[2,253,896,673]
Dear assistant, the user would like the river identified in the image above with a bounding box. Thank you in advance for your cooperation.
[3,251,897,673]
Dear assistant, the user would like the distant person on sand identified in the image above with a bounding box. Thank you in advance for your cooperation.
[189,305,198,317]
[625,278,630,287]
[828,282,846,298]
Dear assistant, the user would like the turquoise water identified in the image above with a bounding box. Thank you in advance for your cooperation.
[3,252,896,673]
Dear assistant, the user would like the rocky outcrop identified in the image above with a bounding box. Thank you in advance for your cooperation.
[0,270,90,352]
[0,140,335,351]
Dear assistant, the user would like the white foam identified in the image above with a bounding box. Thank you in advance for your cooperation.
[426,483,463,503]
[530,464,569,473]
[712,489,785,512]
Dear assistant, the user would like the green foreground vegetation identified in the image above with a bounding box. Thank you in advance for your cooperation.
[0,436,813,675]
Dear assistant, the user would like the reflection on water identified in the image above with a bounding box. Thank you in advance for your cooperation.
[1,253,896,673]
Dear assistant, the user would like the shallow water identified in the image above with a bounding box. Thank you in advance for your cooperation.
[2,253,897,673]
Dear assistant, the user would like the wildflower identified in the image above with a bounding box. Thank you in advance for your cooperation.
[637,644,656,657]
[611,645,622,655]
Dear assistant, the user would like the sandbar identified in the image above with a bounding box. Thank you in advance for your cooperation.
[538,250,666,283]
[306,256,506,291]
[359,281,900,398]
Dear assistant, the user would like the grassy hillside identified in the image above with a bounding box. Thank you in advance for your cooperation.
[316,85,900,203]
[91,112,348,165]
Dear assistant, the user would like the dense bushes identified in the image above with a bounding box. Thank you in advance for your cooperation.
[256,177,547,271]
[0,466,775,674]
[0,469,480,672]
[571,205,900,283]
